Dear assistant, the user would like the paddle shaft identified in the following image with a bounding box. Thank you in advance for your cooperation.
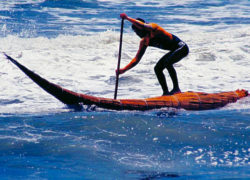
[114,19,124,99]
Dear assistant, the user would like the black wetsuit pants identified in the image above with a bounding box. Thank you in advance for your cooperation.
[154,41,189,95]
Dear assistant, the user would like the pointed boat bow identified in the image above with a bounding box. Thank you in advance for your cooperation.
[4,54,248,111]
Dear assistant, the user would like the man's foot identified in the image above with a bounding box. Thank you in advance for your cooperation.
[170,89,181,95]
[162,89,181,96]
[162,91,171,96]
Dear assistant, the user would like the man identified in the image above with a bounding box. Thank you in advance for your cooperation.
[117,13,189,95]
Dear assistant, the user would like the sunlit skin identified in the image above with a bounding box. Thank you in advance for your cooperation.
[117,13,189,95]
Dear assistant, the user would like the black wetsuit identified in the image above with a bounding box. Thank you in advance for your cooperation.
[150,34,189,95]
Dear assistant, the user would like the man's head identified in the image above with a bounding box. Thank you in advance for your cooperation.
[131,18,148,38]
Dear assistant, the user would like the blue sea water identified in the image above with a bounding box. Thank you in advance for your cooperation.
[0,0,250,179]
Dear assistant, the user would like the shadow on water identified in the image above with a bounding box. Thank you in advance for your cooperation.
[125,170,180,179]
[0,99,23,105]
[66,103,181,119]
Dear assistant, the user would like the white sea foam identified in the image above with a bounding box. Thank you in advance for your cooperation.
[0,26,249,113]
[98,0,198,7]
[0,0,46,11]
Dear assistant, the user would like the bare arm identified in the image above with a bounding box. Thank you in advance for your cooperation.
[118,39,147,74]
[120,13,153,31]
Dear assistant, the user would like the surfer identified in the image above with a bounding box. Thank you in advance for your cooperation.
[117,13,189,95]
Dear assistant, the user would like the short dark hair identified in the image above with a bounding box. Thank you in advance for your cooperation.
[131,18,148,38]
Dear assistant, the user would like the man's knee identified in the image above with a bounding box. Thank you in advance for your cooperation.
[154,64,163,74]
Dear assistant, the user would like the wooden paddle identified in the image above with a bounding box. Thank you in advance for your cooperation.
[114,18,124,99]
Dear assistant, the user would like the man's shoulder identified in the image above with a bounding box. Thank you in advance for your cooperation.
[149,23,159,29]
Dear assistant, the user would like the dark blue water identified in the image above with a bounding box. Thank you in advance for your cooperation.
[1,0,249,37]
[0,0,249,179]
[0,109,249,179]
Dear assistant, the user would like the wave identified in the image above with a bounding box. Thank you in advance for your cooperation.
[0,27,249,113]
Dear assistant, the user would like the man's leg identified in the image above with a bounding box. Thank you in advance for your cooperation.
[154,43,188,95]
[165,43,189,94]
[166,64,181,94]
[154,52,172,95]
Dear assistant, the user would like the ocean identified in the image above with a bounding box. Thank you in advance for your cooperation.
[0,0,249,179]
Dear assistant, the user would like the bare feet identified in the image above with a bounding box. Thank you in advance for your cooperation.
[162,89,181,96]
[162,91,171,96]
[170,89,181,95]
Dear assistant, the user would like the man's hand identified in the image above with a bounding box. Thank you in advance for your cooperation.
[120,13,128,20]
[116,68,126,75]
